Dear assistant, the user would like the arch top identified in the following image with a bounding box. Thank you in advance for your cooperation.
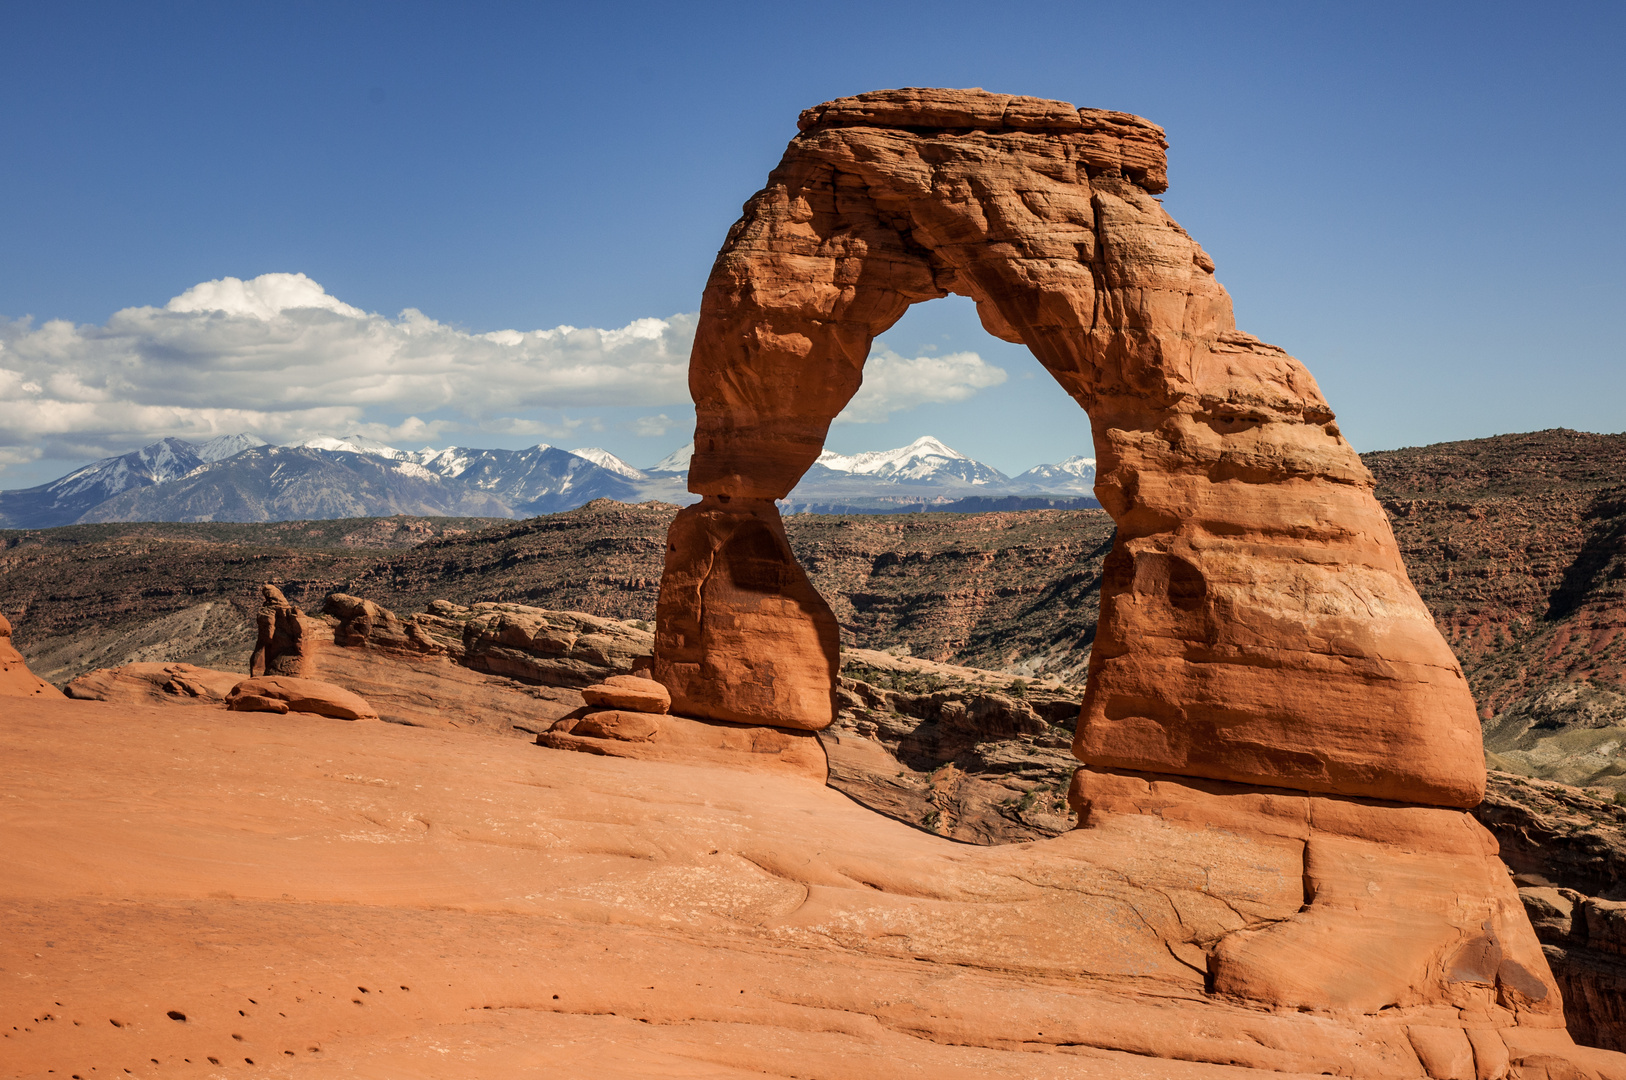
[796,86,1169,193]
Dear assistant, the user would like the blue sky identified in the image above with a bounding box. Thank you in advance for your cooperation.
[1,1,1621,487]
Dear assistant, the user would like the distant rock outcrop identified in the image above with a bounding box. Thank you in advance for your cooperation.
[0,612,63,699]
[64,661,241,703]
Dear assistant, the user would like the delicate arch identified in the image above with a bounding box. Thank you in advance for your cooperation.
[654,88,1483,808]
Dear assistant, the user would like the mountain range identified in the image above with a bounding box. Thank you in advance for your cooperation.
[0,433,1097,528]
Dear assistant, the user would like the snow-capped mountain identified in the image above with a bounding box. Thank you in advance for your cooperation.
[644,435,1098,513]
[647,442,693,475]
[64,437,204,491]
[813,436,1007,486]
[195,433,270,462]
[1014,455,1097,494]
[295,434,415,460]
[0,432,1101,528]
[0,435,269,528]
[411,445,650,510]
[568,447,647,480]
[771,436,1099,513]
[74,444,514,524]
[0,434,688,527]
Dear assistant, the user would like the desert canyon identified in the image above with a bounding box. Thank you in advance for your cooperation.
[5,88,1625,1079]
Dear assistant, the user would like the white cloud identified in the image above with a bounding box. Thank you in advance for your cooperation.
[835,345,1007,424]
[481,416,589,438]
[0,273,1013,478]
[628,413,675,437]
[165,272,365,320]
[0,272,698,472]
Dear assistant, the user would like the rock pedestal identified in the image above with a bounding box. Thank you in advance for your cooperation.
[656,498,840,730]
[249,584,326,679]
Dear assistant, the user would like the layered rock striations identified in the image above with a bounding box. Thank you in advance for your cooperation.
[656,86,1482,807]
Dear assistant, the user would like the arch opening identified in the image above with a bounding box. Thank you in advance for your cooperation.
[810,294,1092,478]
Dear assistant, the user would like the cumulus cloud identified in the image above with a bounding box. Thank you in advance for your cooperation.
[628,413,675,437]
[0,272,696,469]
[166,273,366,320]
[835,345,1007,424]
[0,273,1012,477]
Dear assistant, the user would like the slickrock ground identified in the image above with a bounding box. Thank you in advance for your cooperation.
[7,694,1623,1080]
[8,584,1626,1069]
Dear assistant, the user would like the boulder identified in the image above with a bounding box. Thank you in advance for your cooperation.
[581,675,671,714]
[0,612,64,700]
[226,676,378,721]
[557,709,663,742]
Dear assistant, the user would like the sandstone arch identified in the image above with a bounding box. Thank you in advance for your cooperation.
[655,87,1484,808]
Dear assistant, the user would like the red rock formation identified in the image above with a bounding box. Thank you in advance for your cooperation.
[539,709,828,779]
[249,584,325,678]
[654,86,1482,808]
[1072,769,1562,1020]
[0,612,64,699]
[633,87,1593,1061]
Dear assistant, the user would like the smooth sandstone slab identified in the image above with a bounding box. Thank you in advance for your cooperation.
[542,708,828,781]
[1071,767,1563,1028]
[4,697,1621,1078]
